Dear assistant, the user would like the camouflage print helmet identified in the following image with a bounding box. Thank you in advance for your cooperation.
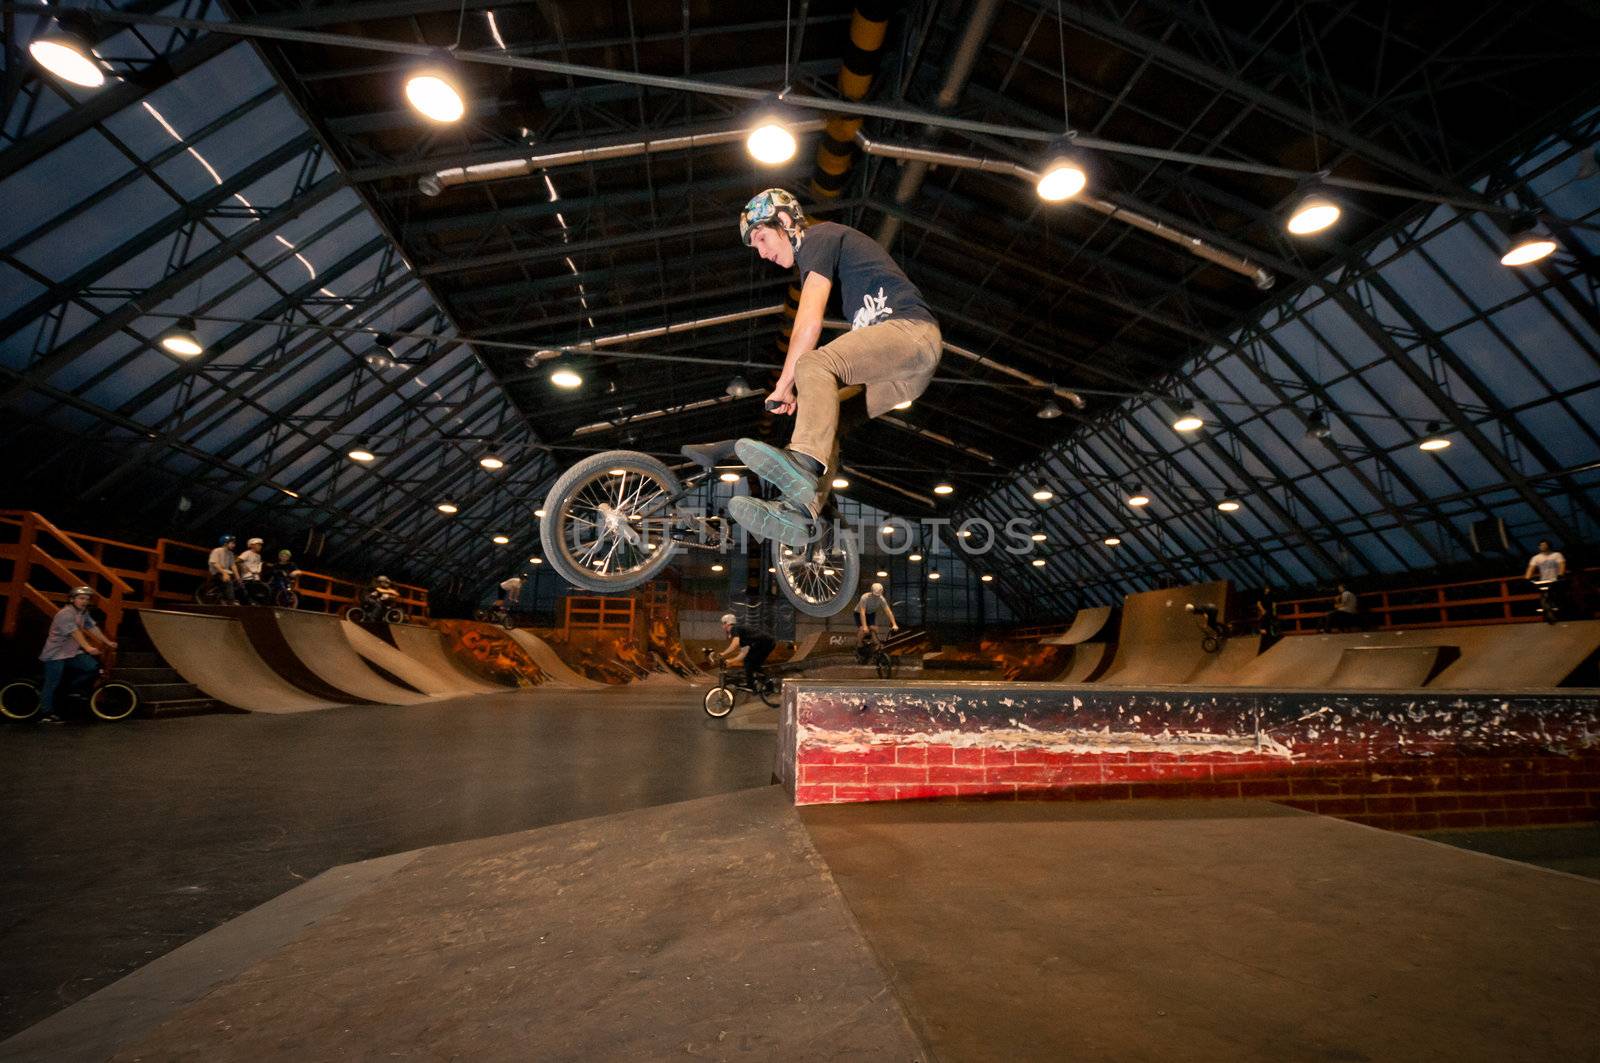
[739,188,805,247]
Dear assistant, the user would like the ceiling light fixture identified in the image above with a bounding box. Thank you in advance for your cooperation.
[492,534,510,544]
[1036,400,1063,420]
[711,563,725,573]
[479,455,505,470]
[933,483,954,496]
[549,366,583,389]
[1031,532,1046,542]
[436,501,459,514]
[891,400,913,411]
[1286,189,1341,235]
[1217,499,1241,512]
[928,571,941,581]
[875,570,889,578]
[534,509,546,518]
[1304,408,1332,441]
[1035,141,1088,202]
[831,477,850,490]
[725,375,761,398]
[1418,422,1452,451]
[29,13,105,88]
[1171,401,1204,433]
[981,573,994,582]
[909,553,923,563]
[1127,490,1151,507]
[1032,488,1054,502]
[347,441,376,463]
[719,471,740,483]
[746,119,797,166]
[1032,558,1047,567]
[404,55,466,123]
[159,316,204,358]
[1500,215,1557,267]
[1104,536,1122,546]
[530,557,543,565]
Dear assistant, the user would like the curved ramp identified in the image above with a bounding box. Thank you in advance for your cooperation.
[1429,620,1600,689]
[1183,635,1263,685]
[273,610,431,705]
[1041,607,1114,646]
[1098,582,1230,685]
[340,620,467,699]
[390,625,508,695]
[1053,642,1112,683]
[141,610,341,714]
[508,630,609,689]
[1328,645,1453,689]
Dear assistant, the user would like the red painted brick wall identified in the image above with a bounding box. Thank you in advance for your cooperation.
[793,744,1600,832]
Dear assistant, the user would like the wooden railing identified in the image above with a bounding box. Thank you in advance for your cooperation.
[563,595,637,633]
[0,510,429,639]
[1278,567,1595,633]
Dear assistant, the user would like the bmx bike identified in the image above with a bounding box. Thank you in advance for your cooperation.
[1532,578,1561,624]
[856,629,896,678]
[0,655,139,722]
[539,442,860,617]
[194,576,295,607]
[702,664,780,718]
[345,595,404,625]
[473,603,516,629]
[1186,602,1227,653]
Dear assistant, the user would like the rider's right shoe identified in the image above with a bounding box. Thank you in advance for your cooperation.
[729,496,814,548]
[734,439,822,510]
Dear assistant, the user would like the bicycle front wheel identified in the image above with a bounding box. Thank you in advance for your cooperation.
[90,682,140,721]
[772,522,860,618]
[541,450,681,593]
[874,653,895,679]
[0,680,42,721]
[703,686,736,718]
[758,678,780,708]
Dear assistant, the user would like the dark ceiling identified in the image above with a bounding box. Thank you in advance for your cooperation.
[225,0,1600,516]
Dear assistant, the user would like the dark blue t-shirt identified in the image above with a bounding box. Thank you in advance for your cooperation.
[794,222,936,330]
[732,624,773,646]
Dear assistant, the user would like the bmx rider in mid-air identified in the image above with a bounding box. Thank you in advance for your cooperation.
[727,188,942,547]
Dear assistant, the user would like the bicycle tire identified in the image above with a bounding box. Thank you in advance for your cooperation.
[1201,635,1221,653]
[343,606,366,624]
[384,608,405,625]
[193,583,224,606]
[758,678,780,708]
[874,653,894,679]
[541,450,681,593]
[274,588,299,609]
[771,522,861,618]
[89,681,140,721]
[703,686,736,718]
[0,680,42,722]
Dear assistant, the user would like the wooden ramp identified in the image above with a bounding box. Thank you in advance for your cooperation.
[273,610,431,705]
[1041,605,1114,645]
[1328,644,1454,689]
[1098,581,1230,685]
[1052,641,1113,682]
[1429,620,1600,689]
[507,630,609,688]
[1183,633,1263,684]
[341,620,476,698]
[139,610,341,714]
[389,625,508,695]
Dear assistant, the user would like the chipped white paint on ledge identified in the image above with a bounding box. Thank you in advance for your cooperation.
[796,724,1294,759]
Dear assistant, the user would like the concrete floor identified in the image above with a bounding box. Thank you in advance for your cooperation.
[0,687,776,1041]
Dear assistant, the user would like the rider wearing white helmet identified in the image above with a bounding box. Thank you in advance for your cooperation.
[856,581,898,639]
[237,536,266,585]
[36,586,116,720]
[729,188,942,548]
[713,611,775,688]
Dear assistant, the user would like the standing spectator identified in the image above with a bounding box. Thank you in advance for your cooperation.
[38,586,116,721]
[1319,583,1360,633]
[207,534,240,604]
[1256,586,1279,638]
[237,537,266,602]
[1524,539,1566,583]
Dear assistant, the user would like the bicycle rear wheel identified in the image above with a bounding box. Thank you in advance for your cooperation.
[772,522,860,618]
[0,680,42,721]
[758,676,780,707]
[703,686,736,718]
[343,606,366,624]
[90,682,140,721]
[874,653,894,679]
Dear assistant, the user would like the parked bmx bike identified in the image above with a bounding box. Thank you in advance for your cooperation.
[702,664,780,718]
[473,603,516,629]
[345,593,404,625]
[0,657,139,722]
[1531,577,1561,624]
[540,442,860,617]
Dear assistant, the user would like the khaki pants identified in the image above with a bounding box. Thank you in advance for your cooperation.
[789,318,941,478]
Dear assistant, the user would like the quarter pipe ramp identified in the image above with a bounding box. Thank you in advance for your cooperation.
[508,630,609,689]
[390,625,509,694]
[140,610,341,714]
[274,610,432,705]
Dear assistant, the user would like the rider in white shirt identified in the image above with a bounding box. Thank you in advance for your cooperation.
[1524,540,1566,583]
[498,575,524,608]
[855,582,899,638]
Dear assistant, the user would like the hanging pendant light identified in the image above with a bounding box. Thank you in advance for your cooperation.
[29,12,105,89]
[404,52,467,123]
[159,316,204,358]
[1286,187,1342,235]
[1499,215,1557,267]
[1035,140,1088,202]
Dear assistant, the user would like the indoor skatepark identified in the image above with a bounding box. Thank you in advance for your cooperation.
[3,1,1599,1060]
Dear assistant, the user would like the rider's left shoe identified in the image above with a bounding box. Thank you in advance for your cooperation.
[728,496,814,548]
[734,439,822,510]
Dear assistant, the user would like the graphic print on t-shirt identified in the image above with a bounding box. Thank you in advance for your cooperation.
[853,288,894,329]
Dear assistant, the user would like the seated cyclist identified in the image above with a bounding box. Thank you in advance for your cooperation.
[267,549,303,600]
[712,612,775,688]
[856,581,899,641]
[366,575,402,611]
[206,533,240,604]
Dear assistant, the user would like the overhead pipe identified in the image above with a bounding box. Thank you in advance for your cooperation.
[419,120,826,197]
[875,0,1003,249]
[855,132,1277,290]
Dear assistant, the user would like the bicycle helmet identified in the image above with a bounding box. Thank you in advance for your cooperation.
[739,188,805,247]
[376,576,392,586]
[69,586,94,598]
[277,549,292,562]
[247,537,264,547]
[720,613,737,626]
[219,533,236,544]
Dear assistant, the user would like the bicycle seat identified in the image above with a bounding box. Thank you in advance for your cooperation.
[680,439,740,470]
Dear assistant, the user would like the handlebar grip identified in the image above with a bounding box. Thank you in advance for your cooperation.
[764,399,784,412]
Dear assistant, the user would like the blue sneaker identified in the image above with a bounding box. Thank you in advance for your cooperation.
[729,496,815,548]
[734,439,820,510]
